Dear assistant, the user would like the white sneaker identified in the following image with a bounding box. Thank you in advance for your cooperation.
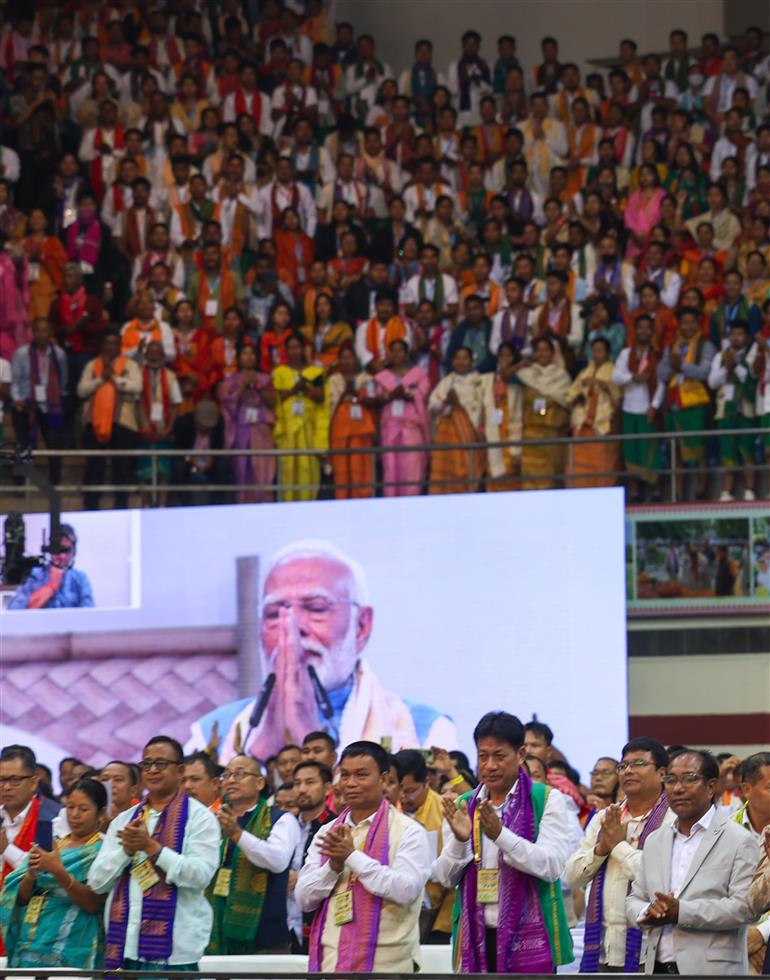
[719,491,734,502]
[743,489,756,501]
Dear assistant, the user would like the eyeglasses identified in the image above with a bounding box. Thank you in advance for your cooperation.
[0,775,33,787]
[664,772,703,788]
[262,598,359,623]
[222,769,261,781]
[590,768,617,778]
[141,758,176,771]
[617,760,656,773]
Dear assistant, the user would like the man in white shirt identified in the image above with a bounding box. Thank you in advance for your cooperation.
[402,157,452,226]
[627,749,758,975]
[222,63,272,135]
[404,244,459,321]
[88,735,220,970]
[745,124,770,193]
[433,711,574,973]
[207,753,299,954]
[256,156,317,240]
[296,740,430,973]
[566,737,673,972]
[703,45,759,121]
[611,315,665,502]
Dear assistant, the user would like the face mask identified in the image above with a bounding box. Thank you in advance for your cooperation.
[689,73,704,88]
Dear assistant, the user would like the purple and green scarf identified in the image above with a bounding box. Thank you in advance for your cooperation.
[307,798,390,972]
[457,767,553,974]
[105,791,190,969]
[580,793,669,972]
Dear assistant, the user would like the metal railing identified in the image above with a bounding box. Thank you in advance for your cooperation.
[0,426,767,509]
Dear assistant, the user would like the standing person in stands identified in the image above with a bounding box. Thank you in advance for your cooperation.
[87,735,220,973]
[565,336,622,488]
[567,737,673,972]
[626,749,758,976]
[327,345,378,499]
[272,332,328,502]
[206,753,299,955]
[0,777,107,968]
[219,343,276,504]
[428,346,485,495]
[433,711,573,973]
[376,339,430,497]
[296,740,430,972]
[517,336,571,490]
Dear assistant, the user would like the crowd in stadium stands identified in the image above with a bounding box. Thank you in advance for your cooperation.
[1,728,770,974]
[0,6,769,505]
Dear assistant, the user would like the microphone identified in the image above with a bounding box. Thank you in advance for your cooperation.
[242,672,276,755]
[307,664,333,720]
[249,672,276,728]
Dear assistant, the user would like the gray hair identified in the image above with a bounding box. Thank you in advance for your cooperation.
[264,539,369,605]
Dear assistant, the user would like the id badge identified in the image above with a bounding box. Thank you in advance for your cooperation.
[28,262,40,282]
[131,857,160,893]
[212,867,232,898]
[492,408,504,426]
[245,406,259,423]
[150,402,164,422]
[205,299,218,317]
[334,889,354,926]
[533,397,547,416]
[24,894,46,926]
[297,266,307,284]
[292,399,305,416]
[723,383,735,401]
[350,403,363,420]
[477,868,499,904]
[34,384,47,403]
[392,398,405,417]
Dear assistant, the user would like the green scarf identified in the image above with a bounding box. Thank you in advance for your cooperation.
[206,800,271,953]
[419,273,445,314]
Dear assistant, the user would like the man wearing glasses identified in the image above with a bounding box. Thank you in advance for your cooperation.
[206,753,299,955]
[187,540,457,763]
[566,737,674,972]
[627,748,759,975]
[0,745,60,904]
[88,736,220,972]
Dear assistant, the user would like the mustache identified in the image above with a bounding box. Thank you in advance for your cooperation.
[265,637,328,659]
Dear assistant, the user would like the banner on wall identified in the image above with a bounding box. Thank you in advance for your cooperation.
[626,503,770,616]
[1,490,628,778]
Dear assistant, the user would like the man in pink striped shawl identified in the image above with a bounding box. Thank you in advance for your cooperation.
[296,740,430,973]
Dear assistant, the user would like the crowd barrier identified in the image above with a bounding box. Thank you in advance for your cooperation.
[0,426,768,507]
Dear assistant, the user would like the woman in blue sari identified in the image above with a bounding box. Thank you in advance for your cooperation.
[0,778,107,968]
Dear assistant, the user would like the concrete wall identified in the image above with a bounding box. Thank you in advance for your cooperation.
[335,0,726,80]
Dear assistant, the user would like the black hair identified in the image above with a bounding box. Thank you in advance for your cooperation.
[621,736,668,770]
[293,760,334,784]
[69,777,108,811]
[1,745,36,773]
[591,336,611,353]
[728,318,750,333]
[184,751,223,779]
[740,752,770,784]
[394,749,428,783]
[340,740,390,773]
[103,760,141,785]
[474,711,525,750]
[278,743,301,756]
[524,720,554,745]
[676,305,701,321]
[672,749,719,782]
[276,782,294,793]
[144,735,184,763]
[302,731,337,750]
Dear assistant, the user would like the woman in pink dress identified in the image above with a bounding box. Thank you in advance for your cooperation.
[375,339,430,496]
[0,236,29,359]
[624,163,665,261]
[219,343,276,503]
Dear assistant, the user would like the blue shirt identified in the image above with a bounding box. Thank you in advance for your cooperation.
[9,566,94,609]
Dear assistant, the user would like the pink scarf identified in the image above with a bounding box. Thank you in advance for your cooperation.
[308,799,390,972]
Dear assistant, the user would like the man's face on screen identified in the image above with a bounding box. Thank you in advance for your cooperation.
[260,557,372,690]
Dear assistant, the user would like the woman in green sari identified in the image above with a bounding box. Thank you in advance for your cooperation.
[0,778,107,968]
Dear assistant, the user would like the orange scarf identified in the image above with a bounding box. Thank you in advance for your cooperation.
[0,796,40,954]
[538,300,571,337]
[365,316,406,360]
[92,355,128,442]
[122,318,162,354]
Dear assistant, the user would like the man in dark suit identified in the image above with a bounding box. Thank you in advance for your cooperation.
[0,745,61,883]
[342,260,392,326]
